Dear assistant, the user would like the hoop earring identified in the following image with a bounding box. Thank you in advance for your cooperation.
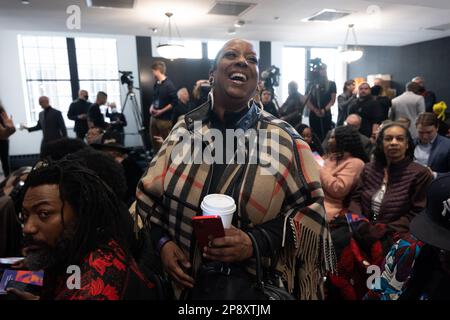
[247,99,253,109]
[208,88,215,111]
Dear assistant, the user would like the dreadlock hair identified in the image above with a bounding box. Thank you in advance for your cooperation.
[18,159,129,266]
[40,137,87,161]
[373,122,415,167]
[333,125,369,163]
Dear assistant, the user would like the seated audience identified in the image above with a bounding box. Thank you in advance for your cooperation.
[297,124,325,156]
[322,114,373,158]
[349,122,432,239]
[260,88,279,117]
[7,159,156,300]
[328,122,432,300]
[414,112,450,178]
[366,174,450,300]
[85,126,104,145]
[320,126,368,222]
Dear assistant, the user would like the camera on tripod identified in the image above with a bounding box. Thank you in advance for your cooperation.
[119,71,134,92]
[261,65,280,91]
[307,58,326,85]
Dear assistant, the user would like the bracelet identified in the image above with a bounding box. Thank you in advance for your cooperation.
[156,236,172,256]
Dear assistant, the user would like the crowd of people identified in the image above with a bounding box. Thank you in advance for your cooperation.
[0,38,449,301]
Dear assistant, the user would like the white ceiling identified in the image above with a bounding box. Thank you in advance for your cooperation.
[1,0,450,46]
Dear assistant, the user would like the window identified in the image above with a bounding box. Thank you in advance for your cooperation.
[19,35,72,124]
[281,47,306,103]
[207,40,227,60]
[310,47,345,122]
[19,36,123,127]
[75,37,121,113]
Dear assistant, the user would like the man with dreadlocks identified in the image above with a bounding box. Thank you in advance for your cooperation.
[7,159,156,300]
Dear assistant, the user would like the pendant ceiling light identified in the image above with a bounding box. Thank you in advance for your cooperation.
[339,24,364,63]
[156,12,185,60]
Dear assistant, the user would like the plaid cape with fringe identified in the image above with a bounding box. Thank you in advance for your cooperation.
[136,101,336,299]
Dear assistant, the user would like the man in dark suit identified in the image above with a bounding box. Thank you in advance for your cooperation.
[88,91,108,129]
[67,89,90,139]
[415,112,450,178]
[21,96,67,146]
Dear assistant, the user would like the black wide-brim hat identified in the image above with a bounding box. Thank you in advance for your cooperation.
[91,142,131,154]
[410,173,450,251]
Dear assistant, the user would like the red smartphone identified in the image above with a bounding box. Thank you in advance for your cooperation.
[192,216,225,250]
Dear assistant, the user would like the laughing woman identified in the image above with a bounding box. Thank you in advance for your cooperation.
[135,39,335,300]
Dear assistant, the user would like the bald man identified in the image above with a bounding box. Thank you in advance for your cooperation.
[68,89,90,139]
[21,96,67,145]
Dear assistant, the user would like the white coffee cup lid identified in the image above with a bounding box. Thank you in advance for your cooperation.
[201,194,236,215]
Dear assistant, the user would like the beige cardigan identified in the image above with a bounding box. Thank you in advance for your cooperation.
[319,154,365,221]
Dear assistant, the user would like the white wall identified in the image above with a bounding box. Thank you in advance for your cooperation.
[0,30,141,156]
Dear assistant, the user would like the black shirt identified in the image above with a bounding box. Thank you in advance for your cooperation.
[106,110,127,133]
[88,103,106,128]
[309,81,337,109]
[171,100,195,124]
[152,78,178,121]
[262,101,279,118]
[349,95,385,138]
[67,98,90,135]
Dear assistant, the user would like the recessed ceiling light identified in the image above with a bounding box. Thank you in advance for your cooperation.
[149,27,158,33]
[227,28,236,35]
[234,20,245,28]
[22,0,31,4]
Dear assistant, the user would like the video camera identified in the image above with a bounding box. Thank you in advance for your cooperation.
[119,71,134,90]
[261,65,280,90]
[307,58,326,84]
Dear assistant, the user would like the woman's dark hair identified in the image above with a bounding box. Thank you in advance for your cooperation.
[18,159,128,266]
[333,126,369,163]
[373,122,415,166]
[342,80,355,93]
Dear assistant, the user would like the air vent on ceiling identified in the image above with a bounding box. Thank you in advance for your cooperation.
[302,9,351,22]
[208,1,256,16]
[86,0,135,9]
[425,23,450,31]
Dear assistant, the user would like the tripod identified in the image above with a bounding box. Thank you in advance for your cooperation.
[121,86,151,151]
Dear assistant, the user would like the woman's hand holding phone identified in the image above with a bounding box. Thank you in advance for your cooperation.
[202,226,253,263]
